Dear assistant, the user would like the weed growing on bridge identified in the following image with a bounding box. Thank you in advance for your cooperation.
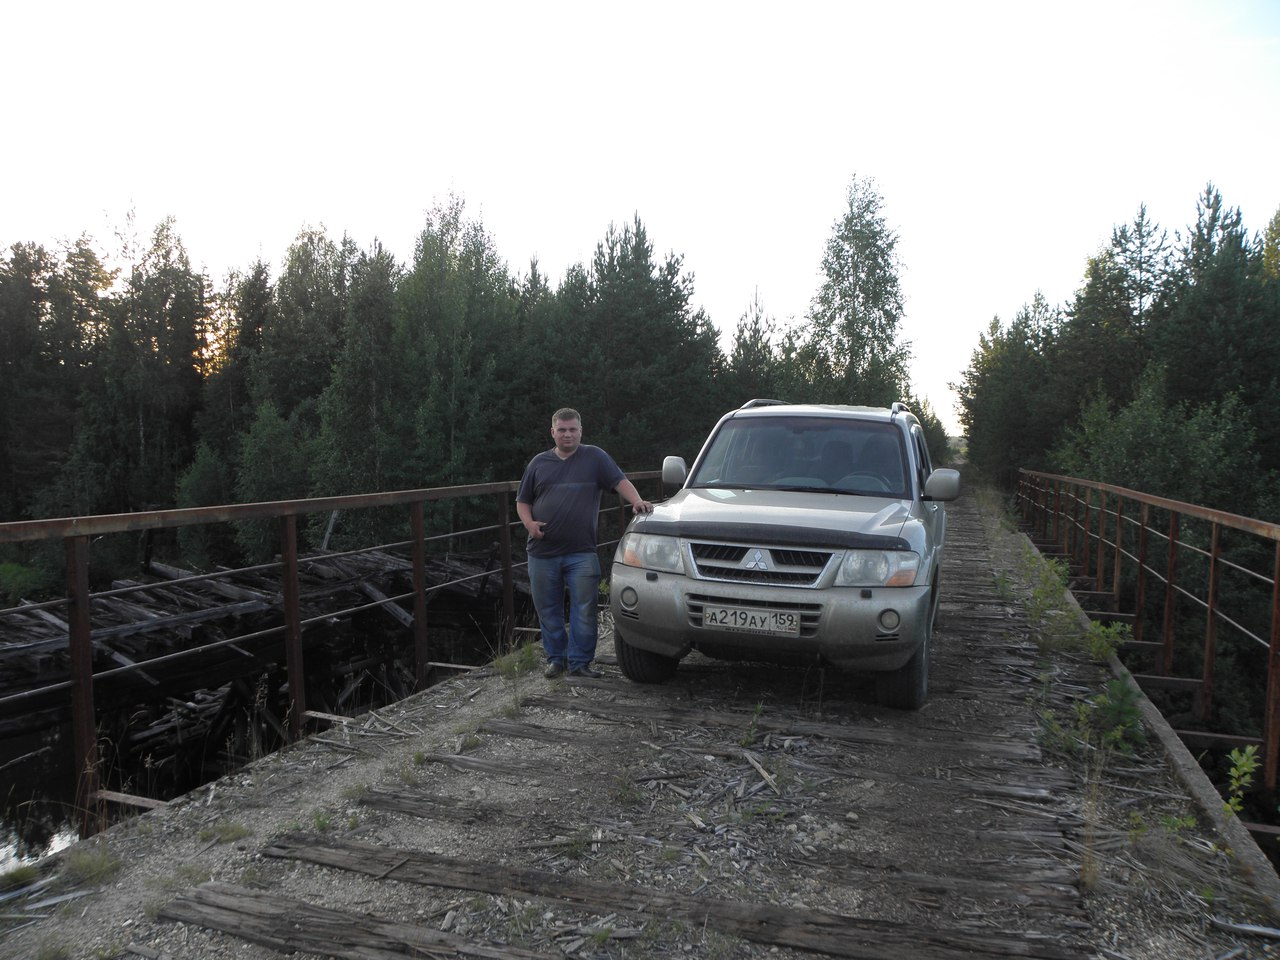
[739,700,766,746]
[1086,620,1131,662]
[61,842,121,886]
[196,821,252,845]
[1224,744,1260,816]
[1022,543,1072,645]
[494,638,539,717]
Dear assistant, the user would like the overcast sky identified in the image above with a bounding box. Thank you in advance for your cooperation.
[4,1,1278,434]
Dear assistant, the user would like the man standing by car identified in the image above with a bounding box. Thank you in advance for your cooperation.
[517,408,653,678]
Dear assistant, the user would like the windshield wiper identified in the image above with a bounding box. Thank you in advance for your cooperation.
[770,484,843,494]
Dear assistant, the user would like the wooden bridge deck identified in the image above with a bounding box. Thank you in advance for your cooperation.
[6,490,1280,959]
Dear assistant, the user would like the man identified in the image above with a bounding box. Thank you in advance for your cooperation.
[516,408,653,678]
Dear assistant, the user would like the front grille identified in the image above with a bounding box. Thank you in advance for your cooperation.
[689,541,832,587]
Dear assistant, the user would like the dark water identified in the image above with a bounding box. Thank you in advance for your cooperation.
[0,618,510,871]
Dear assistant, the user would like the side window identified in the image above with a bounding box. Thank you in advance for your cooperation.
[912,426,932,492]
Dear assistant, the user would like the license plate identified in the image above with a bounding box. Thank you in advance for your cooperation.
[702,605,800,637]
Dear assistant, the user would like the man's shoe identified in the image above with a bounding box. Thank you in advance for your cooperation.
[568,665,603,679]
[544,661,567,679]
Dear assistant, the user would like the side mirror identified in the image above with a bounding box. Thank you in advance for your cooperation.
[661,456,688,488]
[923,468,961,502]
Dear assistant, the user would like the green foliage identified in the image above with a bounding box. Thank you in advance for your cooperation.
[1052,366,1274,515]
[0,560,53,605]
[1085,620,1131,662]
[175,441,237,567]
[1224,744,1259,815]
[957,187,1280,516]
[234,401,315,562]
[494,640,539,680]
[60,843,122,885]
[1023,545,1069,638]
[0,863,39,891]
[802,175,911,406]
[1084,679,1146,753]
[955,295,1061,487]
[1040,678,1146,757]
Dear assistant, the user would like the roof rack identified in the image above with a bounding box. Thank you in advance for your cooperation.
[890,401,911,416]
[740,398,788,409]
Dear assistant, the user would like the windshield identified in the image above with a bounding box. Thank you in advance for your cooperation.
[688,415,909,498]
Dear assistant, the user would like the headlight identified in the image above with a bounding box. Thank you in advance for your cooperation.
[616,532,684,572]
[834,550,919,587]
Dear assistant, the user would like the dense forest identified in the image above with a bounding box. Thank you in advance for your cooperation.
[957,184,1280,523]
[0,178,950,595]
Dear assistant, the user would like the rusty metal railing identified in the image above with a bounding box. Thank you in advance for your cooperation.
[1016,469,1280,794]
[0,472,660,835]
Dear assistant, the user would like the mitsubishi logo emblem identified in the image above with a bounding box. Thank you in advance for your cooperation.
[744,549,769,571]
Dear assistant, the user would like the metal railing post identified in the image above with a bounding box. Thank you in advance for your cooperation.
[1161,512,1180,676]
[497,492,514,650]
[1265,541,1280,791]
[66,535,101,838]
[281,514,306,738]
[1094,491,1107,592]
[411,502,429,689]
[1081,488,1094,580]
[1135,503,1150,644]
[1201,523,1221,722]
[1111,499,1125,609]
[1053,480,1062,546]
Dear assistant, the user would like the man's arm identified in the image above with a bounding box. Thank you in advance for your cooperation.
[516,500,545,538]
[616,479,653,515]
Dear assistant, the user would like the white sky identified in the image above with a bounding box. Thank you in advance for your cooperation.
[4,1,1279,435]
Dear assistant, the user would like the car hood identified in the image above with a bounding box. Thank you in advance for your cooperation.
[627,487,919,551]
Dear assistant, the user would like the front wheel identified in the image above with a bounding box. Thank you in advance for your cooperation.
[615,628,679,684]
[874,591,933,709]
[874,633,928,709]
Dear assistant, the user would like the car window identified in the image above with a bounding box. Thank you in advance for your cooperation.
[689,416,908,496]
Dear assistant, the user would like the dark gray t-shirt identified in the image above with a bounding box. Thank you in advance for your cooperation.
[516,445,625,558]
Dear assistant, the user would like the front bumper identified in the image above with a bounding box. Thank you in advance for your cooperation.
[609,564,932,673]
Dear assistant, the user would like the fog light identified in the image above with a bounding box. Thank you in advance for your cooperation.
[620,586,639,610]
[878,609,900,632]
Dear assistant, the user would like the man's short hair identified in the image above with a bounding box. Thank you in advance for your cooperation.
[552,407,581,425]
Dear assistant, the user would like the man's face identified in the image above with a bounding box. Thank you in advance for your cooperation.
[551,418,582,455]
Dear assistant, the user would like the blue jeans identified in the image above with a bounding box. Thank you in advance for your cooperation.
[527,552,602,670]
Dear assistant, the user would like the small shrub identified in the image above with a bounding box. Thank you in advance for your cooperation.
[61,845,122,886]
[1083,679,1146,753]
[494,641,539,680]
[1086,620,1131,662]
[1225,744,1260,815]
[0,863,40,892]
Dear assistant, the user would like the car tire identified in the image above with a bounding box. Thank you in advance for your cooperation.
[615,628,679,684]
[874,586,934,710]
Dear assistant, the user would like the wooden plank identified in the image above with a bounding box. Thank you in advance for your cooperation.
[1084,610,1135,624]
[359,582,415,629]
[358,786,504,823]
[262,834,1090,959]
[523,694,1041,761]
[93,789,168,811]
[160,881,557,959]
[1174,730,1264,752]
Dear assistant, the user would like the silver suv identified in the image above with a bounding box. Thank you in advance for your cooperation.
[609,401,960,708]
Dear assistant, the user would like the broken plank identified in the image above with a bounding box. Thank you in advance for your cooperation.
[160,881,556,959]
[262,834,1090,959]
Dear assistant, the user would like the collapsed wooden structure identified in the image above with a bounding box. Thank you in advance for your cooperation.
[0,547,531,797]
